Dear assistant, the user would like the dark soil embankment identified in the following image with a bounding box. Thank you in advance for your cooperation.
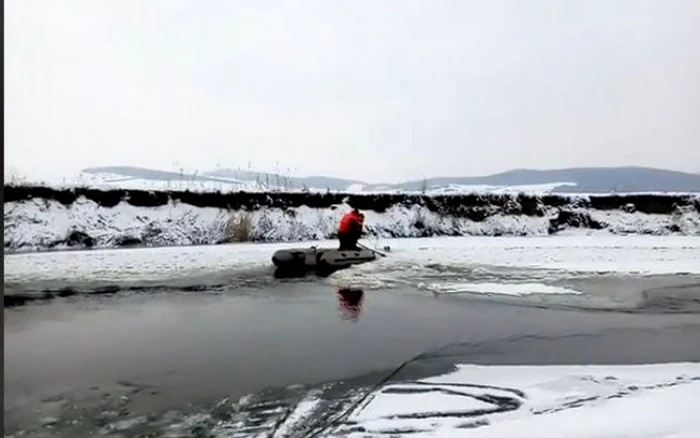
[5,184,699,214]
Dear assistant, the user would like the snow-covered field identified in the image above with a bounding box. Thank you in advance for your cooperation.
[4,171,584,195]
[8,170,700,197]
[6,171,307,194]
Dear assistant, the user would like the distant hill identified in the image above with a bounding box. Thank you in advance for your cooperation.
[75,166,365,192]
[76,165,700,194]
[204,168,363,191]
[391,167,700,193]
[81,166,218,183]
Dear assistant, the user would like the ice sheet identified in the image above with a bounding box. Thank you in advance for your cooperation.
[328,235,700,296]
[425,281,583,296]
[6,235,700,287]
[6,235,700,286]
[331,362,700,438]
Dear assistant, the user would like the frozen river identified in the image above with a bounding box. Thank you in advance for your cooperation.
[4,235,700,437]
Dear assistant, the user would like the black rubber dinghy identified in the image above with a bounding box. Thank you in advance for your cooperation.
[271,246,377,278]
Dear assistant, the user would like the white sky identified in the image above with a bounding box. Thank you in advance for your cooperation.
[5,0,700,183]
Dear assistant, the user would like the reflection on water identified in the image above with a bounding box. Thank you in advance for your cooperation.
[337,288,365,322]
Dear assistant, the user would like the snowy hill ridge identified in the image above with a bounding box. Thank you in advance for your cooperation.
[82,165,700,193]
[4,185,700,253]
[7,165,700,194]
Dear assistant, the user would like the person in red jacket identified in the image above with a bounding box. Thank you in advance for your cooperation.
[338,207,365,250]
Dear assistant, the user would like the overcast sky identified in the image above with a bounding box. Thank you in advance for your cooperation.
[5,0,700,183]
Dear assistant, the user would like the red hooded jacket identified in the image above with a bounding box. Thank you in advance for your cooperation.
[338,210,364,235]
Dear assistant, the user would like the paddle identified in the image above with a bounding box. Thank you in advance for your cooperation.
[358,241,389,257]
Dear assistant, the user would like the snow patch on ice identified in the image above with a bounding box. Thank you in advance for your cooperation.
[72,361,700,438]
[425,281,583,296]
[270,396,322,438]
[330,362,700,438]
[326,235,700,293]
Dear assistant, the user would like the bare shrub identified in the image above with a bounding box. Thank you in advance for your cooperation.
[226,211,253,242]
[411,207,426,230]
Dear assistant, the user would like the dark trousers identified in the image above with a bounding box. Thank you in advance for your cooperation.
[338,232,359,250]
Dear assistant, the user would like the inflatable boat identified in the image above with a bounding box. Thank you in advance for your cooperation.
[271,245,377,277]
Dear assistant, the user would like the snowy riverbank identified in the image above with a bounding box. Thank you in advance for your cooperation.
[4,185,700,252]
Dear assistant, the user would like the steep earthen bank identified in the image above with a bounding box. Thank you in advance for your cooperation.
[4,184,700,252]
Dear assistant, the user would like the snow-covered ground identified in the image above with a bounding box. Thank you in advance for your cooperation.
[5,170,275,193]
[6,171,582,195]
[424,181,578,195]
[7,171,700,196]
[324,362,700,438]
[5,194,700,252]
